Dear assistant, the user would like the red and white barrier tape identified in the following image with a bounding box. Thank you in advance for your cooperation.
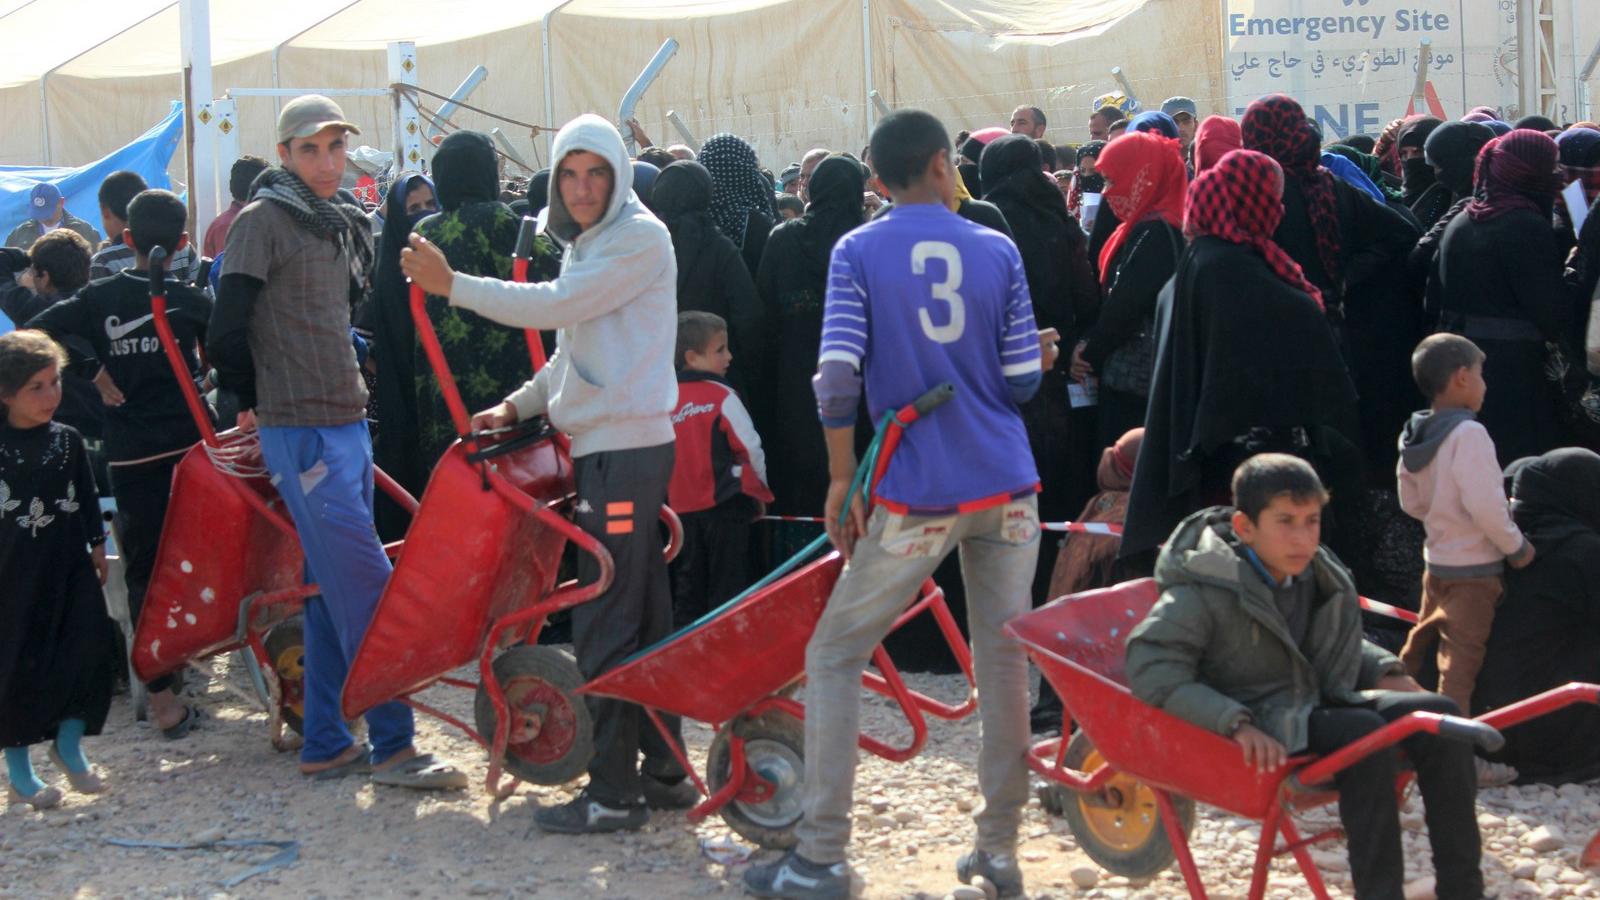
[1357,596,1420,624]
[760,515,1419,623]
[761,515,1122,536]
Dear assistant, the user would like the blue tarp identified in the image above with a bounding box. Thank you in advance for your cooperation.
[0,102,185,243]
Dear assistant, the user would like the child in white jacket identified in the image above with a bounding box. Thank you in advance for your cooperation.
[1396,335,1533,780]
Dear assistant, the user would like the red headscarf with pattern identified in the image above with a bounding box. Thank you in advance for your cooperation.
[1466,129,1563,223]
[1241,94,1343,290]
[1184,149,1323,309]
[1095,132,1187,285]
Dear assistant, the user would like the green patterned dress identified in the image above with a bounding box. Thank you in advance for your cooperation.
[413,202,558,464]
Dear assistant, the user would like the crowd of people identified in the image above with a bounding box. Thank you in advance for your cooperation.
[2,82,1600,900]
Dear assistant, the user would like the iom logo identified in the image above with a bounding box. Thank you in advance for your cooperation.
[1342,0,1371,6]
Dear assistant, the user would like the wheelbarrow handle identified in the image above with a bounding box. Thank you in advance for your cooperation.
[511,216,548,373]
[906,382,955,419]
[514,215,538,261]
[147,246,168,300]
[1436,715,1505,752]
[146,245,220,449]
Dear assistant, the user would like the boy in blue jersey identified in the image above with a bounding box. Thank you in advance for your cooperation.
[745,110,1057,900]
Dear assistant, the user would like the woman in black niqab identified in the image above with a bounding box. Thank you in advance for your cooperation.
[363,171,435,539]
[412,132,532,466]
[653,161,762,395]
[980,134,1100,522]
[753,156,866,518]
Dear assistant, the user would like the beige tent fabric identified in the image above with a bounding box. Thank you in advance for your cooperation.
[873,0,1224,145]
[548,0,867,168]
[5,0,1211,175]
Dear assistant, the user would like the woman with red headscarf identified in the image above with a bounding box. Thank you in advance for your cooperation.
[1122,149,1360,557]
[1192,115,1242,174]
[1437,129,1573,465]
[1069,132,1187,447]
[1241,95,1419,322]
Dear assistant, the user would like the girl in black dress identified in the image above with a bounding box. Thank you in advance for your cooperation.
[0,331,115,809]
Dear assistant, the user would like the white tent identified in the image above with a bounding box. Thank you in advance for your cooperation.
[4,0,1596,209]
[3,0,1220,176]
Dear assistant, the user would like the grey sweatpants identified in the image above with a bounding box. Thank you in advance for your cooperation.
[795,497,1040,864]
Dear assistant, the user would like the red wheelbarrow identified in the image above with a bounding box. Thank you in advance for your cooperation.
[338,219,680,798]
[1005,579,1600,898]
[130,248,423,745]
[579,553,972,848]
[577,383,978,848]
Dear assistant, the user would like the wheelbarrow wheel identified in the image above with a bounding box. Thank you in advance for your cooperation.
[473,646,594,785]
[1050,729,1194,879]
[262,617,306,736]
[706,711,805,850]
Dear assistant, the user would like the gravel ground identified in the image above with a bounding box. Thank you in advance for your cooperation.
[2,657,1597,899]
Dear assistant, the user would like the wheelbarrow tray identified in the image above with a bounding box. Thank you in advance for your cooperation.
[1006,580,1291,819]
[578,553,846,723]
[132,444,304,682]
[341,437,572,719]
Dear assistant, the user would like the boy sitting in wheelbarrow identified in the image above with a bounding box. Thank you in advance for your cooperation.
[1127,454,1484,900]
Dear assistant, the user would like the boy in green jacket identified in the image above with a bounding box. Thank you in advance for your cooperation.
[1126,454,1483,900]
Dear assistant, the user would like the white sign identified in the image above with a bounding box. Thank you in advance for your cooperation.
[1222,0,1520,138]
[1566,181,1590,237]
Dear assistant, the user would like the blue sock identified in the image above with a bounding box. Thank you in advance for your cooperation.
[54,719,90,774]
[4,746,46,797]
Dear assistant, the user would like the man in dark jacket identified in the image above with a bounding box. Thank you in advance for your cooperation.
[6,183,101,251]
[1128,454,1483,900]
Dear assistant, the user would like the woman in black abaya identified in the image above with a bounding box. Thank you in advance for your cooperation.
[980,135,1100,521]
[361,171,436,540]
[653,161,763,398]
[1470,449,1600,783]
[752,156,865,520]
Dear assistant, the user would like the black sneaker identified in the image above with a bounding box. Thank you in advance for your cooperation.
[532,790,648,834]
[641,773,699,810]
[956,849,1024,898]
[742,850,850,899]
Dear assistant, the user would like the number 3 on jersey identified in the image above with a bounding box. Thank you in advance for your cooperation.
[911,240,965,344]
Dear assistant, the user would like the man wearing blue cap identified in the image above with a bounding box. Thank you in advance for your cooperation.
[6,183,101,251]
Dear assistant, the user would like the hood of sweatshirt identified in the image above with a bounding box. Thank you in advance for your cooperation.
[542,114,637,248]
[1398,408,1476,473]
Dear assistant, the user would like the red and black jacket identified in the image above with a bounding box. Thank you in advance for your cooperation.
[668,370,775,514]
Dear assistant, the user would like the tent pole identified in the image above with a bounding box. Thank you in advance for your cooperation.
[181,0,219,241]
[861,0,875,139]
[35,1,176,167]
[271,0,362,121]
[543,0,579,160]
[39,76,50,165]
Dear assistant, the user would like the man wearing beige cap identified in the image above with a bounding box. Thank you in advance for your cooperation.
[208,95,464,790]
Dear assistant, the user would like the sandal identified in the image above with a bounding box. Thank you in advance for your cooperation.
[47,745,105,794]
[160,706,205,741]
[370,753,468,791]
[6,782,63,810]
[307,744,374,782]
[1476,758,1518,787]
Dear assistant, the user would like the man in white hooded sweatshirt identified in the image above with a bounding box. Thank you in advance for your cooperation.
[402,114,693,832]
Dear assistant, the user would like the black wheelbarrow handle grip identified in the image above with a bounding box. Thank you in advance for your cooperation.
[147,246,168,299]
[910,382,955,416]
[514,215,537,260]
[1436,715,1505,752]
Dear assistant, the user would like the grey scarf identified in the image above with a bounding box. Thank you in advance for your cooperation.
[253,167,375,293]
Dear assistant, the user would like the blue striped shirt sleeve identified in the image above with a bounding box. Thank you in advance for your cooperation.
[999,248,1042,378]
[818,240,868,369]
